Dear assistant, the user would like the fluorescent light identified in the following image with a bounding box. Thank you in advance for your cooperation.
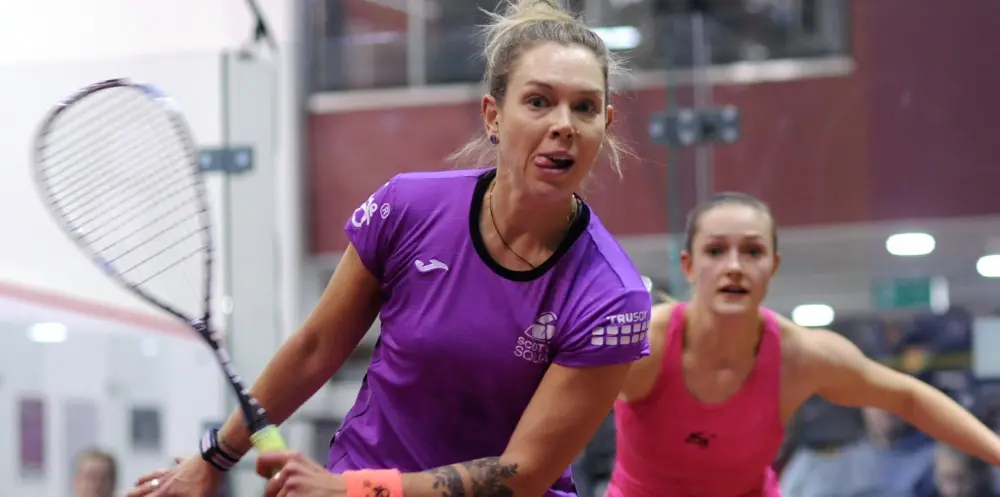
[592,26,641,50]
[886,232,935,257]
[929,276,950,314]
[791,304,835,328]
[977,254,1000,278]
[28,322,68,343]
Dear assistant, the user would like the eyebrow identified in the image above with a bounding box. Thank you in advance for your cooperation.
[705,234,766,241]
[525,79,603,96]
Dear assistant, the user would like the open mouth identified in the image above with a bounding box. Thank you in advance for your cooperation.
[718,285,749,295]
[536,154,576,170]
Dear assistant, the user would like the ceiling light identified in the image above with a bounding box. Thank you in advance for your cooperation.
[791,304,835,328]
[28,322,68,343]
[977,254,1000,278]
[886,232,935,257]
[592,25,641,50]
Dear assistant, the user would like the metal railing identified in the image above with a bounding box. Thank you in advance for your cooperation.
[305,0,850,93]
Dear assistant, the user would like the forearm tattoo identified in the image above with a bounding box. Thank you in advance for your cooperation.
[428,457,519,497]
[430,465,466,497]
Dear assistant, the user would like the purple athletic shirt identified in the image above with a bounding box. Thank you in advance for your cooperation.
[327,168,652,496]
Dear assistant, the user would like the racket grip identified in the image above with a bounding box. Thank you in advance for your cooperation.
[250,425,288,452]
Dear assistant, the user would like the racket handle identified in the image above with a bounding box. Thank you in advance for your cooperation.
[250,425,288,452]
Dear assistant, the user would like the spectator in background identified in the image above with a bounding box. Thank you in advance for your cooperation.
[913,443,998,497]
[974,381,1000,493]
[778,317,885,497]
[869,308,977,496]
[779,396,880,497]
[73,448,117,497]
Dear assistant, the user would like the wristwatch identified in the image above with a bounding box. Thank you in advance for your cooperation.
[200,428,240,472]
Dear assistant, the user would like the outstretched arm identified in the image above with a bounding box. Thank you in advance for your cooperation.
[258,362,628,496]
[810,331,1000,465]
[218,244,382,457]
[399,362,630,496]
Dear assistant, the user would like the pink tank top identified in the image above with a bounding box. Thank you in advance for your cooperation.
[607,303,784,497]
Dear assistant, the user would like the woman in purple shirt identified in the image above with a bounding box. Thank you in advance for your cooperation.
[127,1,653,496]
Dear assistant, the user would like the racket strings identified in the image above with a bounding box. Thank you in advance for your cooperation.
[43,103,164,196]
[46,109,192,223]
[116,227,206,281]
[96,201,199,253]
[39,100,195,238]
[63,164,194,233]
[36,85,209,318]
[88,191,199,249]
[41,100,123,180]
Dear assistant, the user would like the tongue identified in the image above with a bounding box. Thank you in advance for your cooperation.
[534,156,558,168]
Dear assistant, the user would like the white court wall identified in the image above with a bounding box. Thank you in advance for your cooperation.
[0,54,229,321]
[0,0,307,495]
[0,51,231,492]
[0,297,226,497]
[0,0,298,320]
[0,0,293,66]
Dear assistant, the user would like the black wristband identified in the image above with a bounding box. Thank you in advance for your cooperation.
[199,428,240,472]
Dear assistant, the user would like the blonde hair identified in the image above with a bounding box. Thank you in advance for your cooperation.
[448,0,629,177]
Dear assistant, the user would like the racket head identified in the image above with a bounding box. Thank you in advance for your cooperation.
[32,79,285,445]
[31,78,214,326]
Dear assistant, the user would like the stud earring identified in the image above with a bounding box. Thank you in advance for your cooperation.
[489,134,499,145]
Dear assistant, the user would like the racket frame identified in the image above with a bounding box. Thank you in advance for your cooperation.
[32,77,286,453]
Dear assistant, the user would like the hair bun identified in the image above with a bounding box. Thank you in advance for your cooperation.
[499,0,574,23]
[481,0,577,75]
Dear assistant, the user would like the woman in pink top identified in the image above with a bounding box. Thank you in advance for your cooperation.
[609,192,1000,497]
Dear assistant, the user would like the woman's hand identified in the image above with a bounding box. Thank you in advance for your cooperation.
[259,451,346,497]
[125,455,222,497]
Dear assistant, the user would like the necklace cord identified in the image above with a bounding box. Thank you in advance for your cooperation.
[487,179,578,270]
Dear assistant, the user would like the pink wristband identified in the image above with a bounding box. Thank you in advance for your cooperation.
[343,469,404,497]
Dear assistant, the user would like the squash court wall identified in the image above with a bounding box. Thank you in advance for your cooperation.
[0,1,310,495]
